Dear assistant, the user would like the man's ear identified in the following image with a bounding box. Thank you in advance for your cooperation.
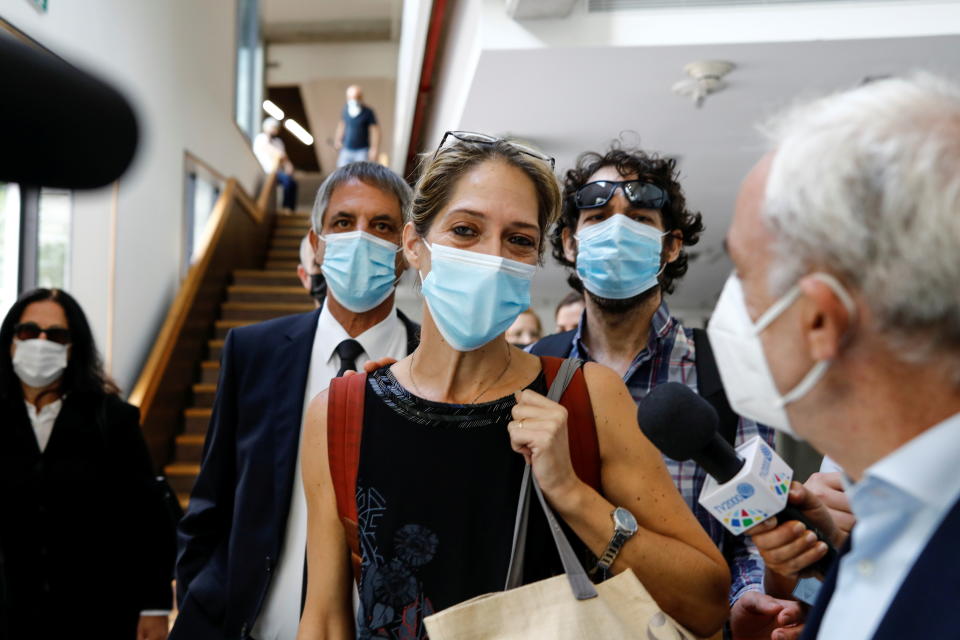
[562,225,578,264]
[297,265,310,290]
[309,228,323,267]
[799,275,856,362]
[664,230,683,265]
[402,222,423,272]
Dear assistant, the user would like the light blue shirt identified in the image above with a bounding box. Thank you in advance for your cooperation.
[818,411,960,639]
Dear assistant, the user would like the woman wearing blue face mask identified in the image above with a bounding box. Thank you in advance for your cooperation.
[0,289,176,640]
[298,134,730,639]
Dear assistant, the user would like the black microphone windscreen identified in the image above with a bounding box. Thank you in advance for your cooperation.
[0,36,138,189]
[638,382,719,461]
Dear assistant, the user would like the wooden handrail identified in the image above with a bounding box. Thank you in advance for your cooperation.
[129,171,278,465]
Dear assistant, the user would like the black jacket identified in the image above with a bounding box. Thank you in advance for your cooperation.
[0,391,176,639]
[172,308,419,640]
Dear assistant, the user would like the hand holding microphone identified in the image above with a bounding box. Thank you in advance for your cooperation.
[638,382,839,578]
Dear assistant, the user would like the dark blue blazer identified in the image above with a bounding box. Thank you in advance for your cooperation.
[802,493,960,639]
[171,309,418,640]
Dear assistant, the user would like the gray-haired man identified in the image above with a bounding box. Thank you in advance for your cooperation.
[173,162,419,640]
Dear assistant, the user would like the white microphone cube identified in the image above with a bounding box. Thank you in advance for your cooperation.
[698,436,793,536]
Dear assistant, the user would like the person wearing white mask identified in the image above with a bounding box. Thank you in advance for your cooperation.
[711,73,960,640]
[172,162,420,640]
[0,288,175,640]
[334,85,380,167]
[528,147,793,640]
[296,132,731,639]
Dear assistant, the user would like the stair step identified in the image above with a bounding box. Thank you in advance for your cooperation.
[192,383,217,408]
[174,434,206,464]
[200,361,220,384]
[164,463,201,494]
[184,408,212,434]
[269,236,303,249]
[233,269,301,287]
[221,301,314,322]
[214,320,254,339]
[265,260,299,271]
[276,213,312,226]
[273,227,309,238]
[227,285,312,304]
[267,249,299,262]
[208,339,224,360]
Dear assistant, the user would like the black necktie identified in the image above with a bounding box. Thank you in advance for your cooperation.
[335,338,365,377]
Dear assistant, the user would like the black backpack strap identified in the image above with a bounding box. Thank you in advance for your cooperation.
[397,309,421,355]
[692,328,739,447]
[528,330,577,358]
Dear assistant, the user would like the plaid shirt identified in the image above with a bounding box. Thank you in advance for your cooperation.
[568,301,774,606]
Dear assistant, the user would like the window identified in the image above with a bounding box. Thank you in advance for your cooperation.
[0,183,21,313]
[183,155,225,271]
[235,0,264,140]
[36,188,71,289]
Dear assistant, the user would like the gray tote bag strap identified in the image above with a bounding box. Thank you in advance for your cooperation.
[505,358,598,600]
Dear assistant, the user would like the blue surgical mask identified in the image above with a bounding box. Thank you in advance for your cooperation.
[320,230,399,312]
[575,214,666,299]
[420,242,537,352]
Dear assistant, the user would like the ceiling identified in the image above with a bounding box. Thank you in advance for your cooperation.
[458,34,960,315]
[261,0,402,43]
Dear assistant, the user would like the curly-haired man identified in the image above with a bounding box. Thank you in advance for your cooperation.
[530,146,796,640]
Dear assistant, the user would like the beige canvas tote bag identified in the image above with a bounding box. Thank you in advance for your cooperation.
[424,358,703,640]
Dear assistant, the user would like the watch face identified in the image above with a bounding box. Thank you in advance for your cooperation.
[614,507,638,534]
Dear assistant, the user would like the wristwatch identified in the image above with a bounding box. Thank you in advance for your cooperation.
[594,507,638,575]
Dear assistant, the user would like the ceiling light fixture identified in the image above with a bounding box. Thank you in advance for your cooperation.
[284,118,314,146]
[672,60,735,108]
[262,99,285,120]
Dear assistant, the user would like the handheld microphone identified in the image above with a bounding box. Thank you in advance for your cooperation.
[639,382,837,574]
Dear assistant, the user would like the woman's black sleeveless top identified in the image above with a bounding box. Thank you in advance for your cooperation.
[354,365,585,639]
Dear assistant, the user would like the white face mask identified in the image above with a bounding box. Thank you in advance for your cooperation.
[346,99,361,117]
[12,338,69,388]
[707,272,855,437]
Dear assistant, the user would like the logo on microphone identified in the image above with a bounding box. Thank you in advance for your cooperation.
[770,473,790,496]
[736,483,755,499]
[723,508,770,530]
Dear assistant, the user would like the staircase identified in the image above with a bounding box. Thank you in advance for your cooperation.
[163,212,315,507]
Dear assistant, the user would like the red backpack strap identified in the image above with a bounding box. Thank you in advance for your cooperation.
[539,356,601,493]
[326,372,368,582]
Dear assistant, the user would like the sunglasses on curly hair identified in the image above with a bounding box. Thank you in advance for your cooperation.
[574,180,670,210]
[14,322,72,345]
[434,131,556,170]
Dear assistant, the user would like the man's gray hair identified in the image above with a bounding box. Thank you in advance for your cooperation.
[311,162,412,232]
[761,72,960,370]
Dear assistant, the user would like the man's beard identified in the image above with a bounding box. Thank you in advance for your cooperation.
[584,281,660,314]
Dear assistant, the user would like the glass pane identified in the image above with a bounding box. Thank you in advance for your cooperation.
[191,177,221,262]
[37,188,71,289]
[0,183,21,313]
[235,0,261,140]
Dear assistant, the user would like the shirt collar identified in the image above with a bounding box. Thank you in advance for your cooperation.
[315,299,401,366]
[862,410,960,510]
[573,298,676,361]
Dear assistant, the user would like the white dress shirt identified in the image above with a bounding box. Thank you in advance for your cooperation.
[252,302,409,640]
[253,132,287,173]
[24,397,62,452]
[818,411,960,639]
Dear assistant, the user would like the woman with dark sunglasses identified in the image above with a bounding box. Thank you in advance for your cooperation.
[296,134,731,639]
[0,289,175,640]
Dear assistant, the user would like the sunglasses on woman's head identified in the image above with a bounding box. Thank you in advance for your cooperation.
[574,180,670,210]
[14,322,71,345]
[434,131,556,170]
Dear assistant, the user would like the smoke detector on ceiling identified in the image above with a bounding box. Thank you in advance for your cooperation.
[672,60,735,108]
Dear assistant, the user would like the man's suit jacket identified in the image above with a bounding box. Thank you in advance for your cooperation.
[173,308,419,640]
[802,493,960,639]
[0,391,175,639]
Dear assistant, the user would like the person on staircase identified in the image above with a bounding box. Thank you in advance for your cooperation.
[527,146,797,640]
[296,133,730,640]
[172,162,420,640]
[254,117,298,214]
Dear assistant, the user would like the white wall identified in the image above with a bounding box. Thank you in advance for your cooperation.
[267,41,400,85]
[1,0,262,392]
